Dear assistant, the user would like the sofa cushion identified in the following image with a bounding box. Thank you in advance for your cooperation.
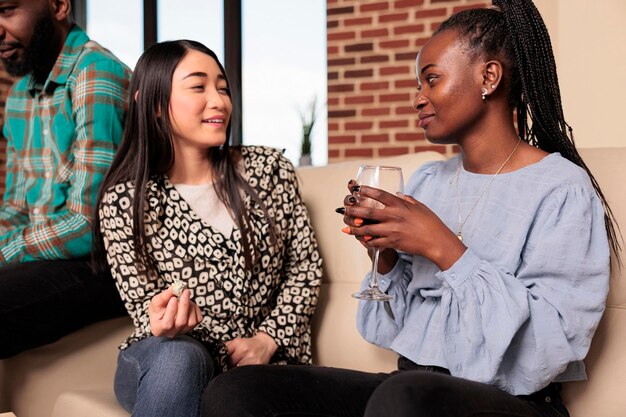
[0,317,132,417]
[52,391,128,417]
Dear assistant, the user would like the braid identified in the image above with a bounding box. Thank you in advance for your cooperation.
[436,0,621,265]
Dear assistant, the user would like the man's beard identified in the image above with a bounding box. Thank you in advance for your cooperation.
[2,9,56,78]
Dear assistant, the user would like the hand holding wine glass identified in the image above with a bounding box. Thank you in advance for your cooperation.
[349,165,404,301]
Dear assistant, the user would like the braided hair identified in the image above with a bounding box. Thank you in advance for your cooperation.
[435,0,621,264]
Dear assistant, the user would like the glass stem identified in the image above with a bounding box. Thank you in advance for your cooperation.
[369,248,380,289]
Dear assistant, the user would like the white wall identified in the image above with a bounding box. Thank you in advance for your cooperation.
[534,0,626,148]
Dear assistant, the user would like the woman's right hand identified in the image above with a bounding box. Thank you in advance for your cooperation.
[148,287,203,338]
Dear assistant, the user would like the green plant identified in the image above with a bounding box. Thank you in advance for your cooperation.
[299,97,317,156]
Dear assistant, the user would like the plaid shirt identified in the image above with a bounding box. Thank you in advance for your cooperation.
[0,26,130,264]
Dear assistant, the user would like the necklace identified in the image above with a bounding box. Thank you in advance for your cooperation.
[452,138,521,242]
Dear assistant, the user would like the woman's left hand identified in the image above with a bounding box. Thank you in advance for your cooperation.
[344,185,466,270]
[225,332,278,368]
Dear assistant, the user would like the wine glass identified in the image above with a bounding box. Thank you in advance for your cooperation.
[351,165,404,301]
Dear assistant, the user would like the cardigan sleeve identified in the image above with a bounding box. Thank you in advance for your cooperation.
[99,184,166,344]
[256,153,323,364]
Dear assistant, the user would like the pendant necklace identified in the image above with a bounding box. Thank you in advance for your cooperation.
[452,138,521,242]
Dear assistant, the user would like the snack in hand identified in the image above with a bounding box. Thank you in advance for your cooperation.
[171,280,187,298]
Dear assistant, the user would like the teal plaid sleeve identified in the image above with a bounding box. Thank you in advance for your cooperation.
[0,57,130,263]
[0,137,29,235]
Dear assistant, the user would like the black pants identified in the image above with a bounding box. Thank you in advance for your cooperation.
[0,258,126,358]
[202,358,569,417]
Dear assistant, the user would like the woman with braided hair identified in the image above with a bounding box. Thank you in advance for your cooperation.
[202,1,616,416]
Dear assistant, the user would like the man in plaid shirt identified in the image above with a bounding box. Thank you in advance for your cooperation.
[0,0,131,357]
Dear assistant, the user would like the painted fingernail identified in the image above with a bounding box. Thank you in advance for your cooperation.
[354,218,363,226]
[348,196,357,204]
[364,235,373,241]
[335,207,346,214]
[351,185,361,192]
[341,227,351,234]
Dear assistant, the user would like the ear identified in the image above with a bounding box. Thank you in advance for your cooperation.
[51,0,71,22]
[481,60,504,98]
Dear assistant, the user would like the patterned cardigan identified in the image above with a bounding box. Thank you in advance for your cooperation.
[99,146,323,370]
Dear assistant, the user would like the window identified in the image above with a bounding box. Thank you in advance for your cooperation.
[242,0,327,166]
[157,0,224,63]
[86,0,143,68]
[83,0,327,165]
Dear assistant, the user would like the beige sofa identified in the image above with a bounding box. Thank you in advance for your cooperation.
[1,148,624,417]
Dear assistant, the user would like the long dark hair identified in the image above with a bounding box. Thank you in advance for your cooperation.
[435,0,621,263]
[94,40,275,274]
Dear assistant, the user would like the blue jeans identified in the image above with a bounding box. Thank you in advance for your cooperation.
[115,335,217,417]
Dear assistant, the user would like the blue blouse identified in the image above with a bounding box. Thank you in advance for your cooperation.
[356,153,610,395]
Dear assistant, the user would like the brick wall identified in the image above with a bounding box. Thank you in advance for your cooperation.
[327,0,487,162]
[0,68,14,196]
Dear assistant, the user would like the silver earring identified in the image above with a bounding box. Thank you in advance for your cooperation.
[481,87,488,100]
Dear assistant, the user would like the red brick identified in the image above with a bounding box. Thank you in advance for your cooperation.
[328,84,355,93]
[380,66,410,76]
[345,148,374,158]
[345,17,372,26]
[362,28,388,38]
[361,81,389,91]
[396,132,424,141]
[415,8,447,18]
[453,4,489,13]
[328,57,356,66]
[394,0,425,8]
[345,95,374,105]
[328,32,356,41]
[327,20,339,29]
[328,149,341,159]
[328,72,339,80]
[329,135,357,144]
[430,21,442,31]
[395,52,418,61]
[395,79,418,88]
[345,69,374,78]
[379,147,410,156]
[328,109,357,118]
[362,134,389,143]
[346,121,373,130]
[394,24,425,35]
[380,39,410,49]
[328,97,340,106]
[361,55,389,64]
[379,12,409,23]
[327,45,339,55]
[414,145,446,153]
[362,108,391,116]
[345,43,374,53]
[360,2,389,12]
[327,6,354,16]
[328,122,340,131]
[380,93,410,103]
[380,120,409,128]
[396,106,416,115]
